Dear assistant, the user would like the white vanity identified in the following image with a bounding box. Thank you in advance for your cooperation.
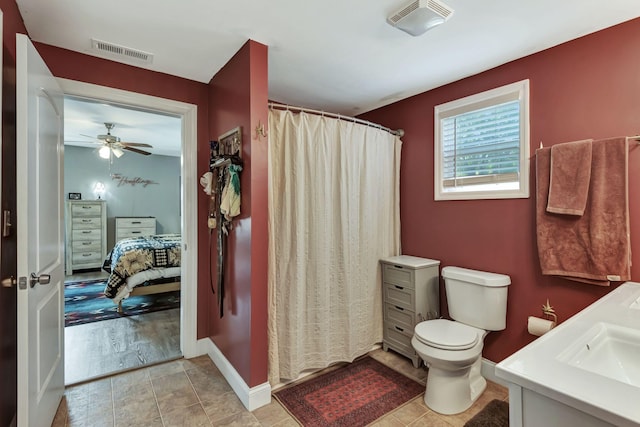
[496,281,640,427]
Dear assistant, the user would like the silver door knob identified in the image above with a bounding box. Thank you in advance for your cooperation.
[30,273,51,288]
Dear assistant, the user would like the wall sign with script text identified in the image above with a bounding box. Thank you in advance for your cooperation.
[111,173,159,188]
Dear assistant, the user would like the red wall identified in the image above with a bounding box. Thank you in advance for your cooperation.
[361,18,640,362]
[206,41,269,387]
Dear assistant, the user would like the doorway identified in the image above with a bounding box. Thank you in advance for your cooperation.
[58,78,199,384]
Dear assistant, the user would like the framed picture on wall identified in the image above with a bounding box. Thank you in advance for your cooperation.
[68,192,81,200]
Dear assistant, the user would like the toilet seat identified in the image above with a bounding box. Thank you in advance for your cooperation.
[414,319,480,350]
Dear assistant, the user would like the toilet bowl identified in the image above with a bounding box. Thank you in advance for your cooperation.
[411,266,511,415]
[412,319,488,414]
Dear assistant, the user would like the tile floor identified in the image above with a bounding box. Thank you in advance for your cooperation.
[53,348,508,427]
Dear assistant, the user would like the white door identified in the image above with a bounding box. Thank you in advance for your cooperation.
[16,33,65,427]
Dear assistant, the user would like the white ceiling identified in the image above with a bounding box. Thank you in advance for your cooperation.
[16,0,640,156]
[64,97,182,157]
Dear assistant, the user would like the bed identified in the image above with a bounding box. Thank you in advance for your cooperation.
[103,233,181,313]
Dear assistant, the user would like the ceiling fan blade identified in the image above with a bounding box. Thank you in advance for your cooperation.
[123,146,152,156]
[120,142,153,148]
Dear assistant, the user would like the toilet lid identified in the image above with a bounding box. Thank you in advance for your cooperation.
[414,319,479,350]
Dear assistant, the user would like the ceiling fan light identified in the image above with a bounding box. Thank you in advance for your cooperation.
[112,147,125,158]
[98,146,111,159]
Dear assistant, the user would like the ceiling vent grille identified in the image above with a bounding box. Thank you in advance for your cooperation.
[388,0,420,23]
[387,0,454,36]
[91,38,154,64]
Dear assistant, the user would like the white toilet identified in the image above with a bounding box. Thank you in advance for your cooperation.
[411,266,511,415]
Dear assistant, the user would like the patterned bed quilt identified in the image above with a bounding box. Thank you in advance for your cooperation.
[103,234,181,299]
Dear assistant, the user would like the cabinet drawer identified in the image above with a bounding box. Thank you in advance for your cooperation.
[383,282,415,310]
[117,217,156,228]
[71,251,102,264]
[116,227,156,240]
[72,240,101,251]
[382,264,414,288]
[72,217,101,229]
[384,303,415,331]
[71,203,102,217]
[72,229,102,241]
[383,325,414,354]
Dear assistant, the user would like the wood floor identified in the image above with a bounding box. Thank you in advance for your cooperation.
[65,270,181,385]
[54,349,508,427]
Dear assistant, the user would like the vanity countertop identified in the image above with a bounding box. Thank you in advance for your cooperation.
[496,281,640,426]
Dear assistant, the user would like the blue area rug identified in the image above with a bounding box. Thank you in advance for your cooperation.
[64,278,180,327]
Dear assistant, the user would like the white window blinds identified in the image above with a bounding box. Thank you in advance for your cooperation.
[434,79,530,200]
[441,100,520,188]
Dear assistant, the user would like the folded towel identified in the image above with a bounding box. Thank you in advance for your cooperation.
[536,137,631,286]
[547,139,593,216]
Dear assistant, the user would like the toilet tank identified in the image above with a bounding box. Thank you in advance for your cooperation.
[442,266,511,331]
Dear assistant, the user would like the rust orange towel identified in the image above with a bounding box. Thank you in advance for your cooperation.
[536,137,631,286]
[547,139,593,216]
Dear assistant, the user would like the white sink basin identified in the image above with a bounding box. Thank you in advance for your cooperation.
[557,322,640,387]
[496,282,640,426]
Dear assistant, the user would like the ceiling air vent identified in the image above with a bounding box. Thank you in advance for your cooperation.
[387,0,454,36]
[91,38,154,64]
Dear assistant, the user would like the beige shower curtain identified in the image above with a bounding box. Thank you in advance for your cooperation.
[267,108,402,383]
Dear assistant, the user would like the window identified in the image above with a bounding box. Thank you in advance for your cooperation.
[434,79,530,200]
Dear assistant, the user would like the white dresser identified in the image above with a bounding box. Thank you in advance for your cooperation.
[65,200,107,275]
[380,255,440,368]
[115,217,156,242]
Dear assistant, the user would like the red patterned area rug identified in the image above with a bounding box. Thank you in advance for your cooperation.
[274,356,424,426]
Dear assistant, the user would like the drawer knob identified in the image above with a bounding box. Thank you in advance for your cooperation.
[394,285,403,290]
[395,306,404,311]
[395,326,404,332]
[393,265,404,269]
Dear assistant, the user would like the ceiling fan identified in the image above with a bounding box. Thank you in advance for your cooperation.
[89,122,153,158]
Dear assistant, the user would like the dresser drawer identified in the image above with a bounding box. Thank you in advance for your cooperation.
[71,203,102,217]
[72,240,102,251]
[71,251,102,264]
[383,324,414,354]
[383,282,415,310]
[384,303,415,331]
[116,227,156,241]
[117,217,156,229]
[72,217,102,229]
[72,229,102,241]
[382,264,414,288]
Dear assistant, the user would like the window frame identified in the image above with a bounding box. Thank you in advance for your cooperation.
[434,79,530,201]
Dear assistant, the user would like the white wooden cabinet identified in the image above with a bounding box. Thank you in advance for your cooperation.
[65,200,107,275]
[115,217,156,242]
[380,255,440,368]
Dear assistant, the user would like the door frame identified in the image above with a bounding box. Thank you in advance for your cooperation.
[57,78,199,358]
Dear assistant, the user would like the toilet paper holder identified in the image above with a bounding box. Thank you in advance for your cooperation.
[541,299,557,323]
[527,299,558,337]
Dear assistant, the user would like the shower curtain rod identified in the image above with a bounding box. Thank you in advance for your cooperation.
[268,102,404,137]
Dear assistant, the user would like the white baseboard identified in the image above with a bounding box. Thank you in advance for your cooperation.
[481,357,509,388]
[197,338,272,411]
